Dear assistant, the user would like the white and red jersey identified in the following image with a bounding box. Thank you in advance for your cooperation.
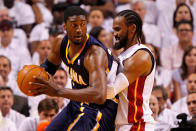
[115,44,156,130]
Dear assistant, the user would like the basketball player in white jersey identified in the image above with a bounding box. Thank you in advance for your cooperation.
[107,10,156,131]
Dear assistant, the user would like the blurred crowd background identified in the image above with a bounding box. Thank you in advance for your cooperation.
[0,0,196,131]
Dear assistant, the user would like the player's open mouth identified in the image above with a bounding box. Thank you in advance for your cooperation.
[75,36,82,40]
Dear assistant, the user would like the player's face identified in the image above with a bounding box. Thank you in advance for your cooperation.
[113,16,128,50]
[0,90,14,111]
[0,57,11,78]
[187,93,196,117]
[39,109,57,122]
[53,70,67,88]
[66,15,87,45]
[187,74,196,93]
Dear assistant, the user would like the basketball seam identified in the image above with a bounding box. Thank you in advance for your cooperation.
[20,66,41,94]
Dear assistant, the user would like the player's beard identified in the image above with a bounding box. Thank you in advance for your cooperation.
[113,32,128,50]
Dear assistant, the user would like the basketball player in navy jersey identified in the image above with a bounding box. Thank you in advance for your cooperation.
[106,10,156,130]
[30,6,118,131]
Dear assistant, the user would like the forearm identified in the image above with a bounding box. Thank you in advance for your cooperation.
[41,59,60,76]
[107,73,129,99]
[57,87,105,104]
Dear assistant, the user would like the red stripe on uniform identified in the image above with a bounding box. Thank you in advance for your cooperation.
[130,119,145,131]
[128,76,147,123]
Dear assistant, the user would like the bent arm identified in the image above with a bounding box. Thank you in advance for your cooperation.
[107,50,153,98]
[57,45,108,104]
[41,36,62,75]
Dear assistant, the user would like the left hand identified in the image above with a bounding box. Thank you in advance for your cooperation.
[29,75,60,97]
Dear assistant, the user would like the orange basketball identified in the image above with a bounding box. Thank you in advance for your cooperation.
[17,65,49,96]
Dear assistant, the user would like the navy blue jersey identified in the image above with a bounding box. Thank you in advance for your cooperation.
[46,34,117,131]
[60,34,113,89]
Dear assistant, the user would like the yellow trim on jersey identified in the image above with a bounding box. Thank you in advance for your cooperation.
[92,111,102,131]
[106,68,110,73]
[137,121,141,131]
[133,77,139,123]
[111,97,119,103]
[67,112,84,131]
[66,34,89,64]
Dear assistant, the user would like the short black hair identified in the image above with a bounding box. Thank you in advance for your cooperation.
[52,2,68,14]
[117,10,143,43]
[64,6,87,23]
[38,98,59,113]
[0,86,13,94]
[90,26,104,39]
[176,19,194,31]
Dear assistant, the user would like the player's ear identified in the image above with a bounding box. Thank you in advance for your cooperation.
[128,24,136,34]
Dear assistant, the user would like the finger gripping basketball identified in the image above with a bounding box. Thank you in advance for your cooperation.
[17,65,49,96]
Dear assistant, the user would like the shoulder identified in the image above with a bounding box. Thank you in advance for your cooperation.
[11,109,26,118]
[125,49,152,67]
[85,45,107,57]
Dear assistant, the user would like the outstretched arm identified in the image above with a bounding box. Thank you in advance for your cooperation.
[31,45,109,105]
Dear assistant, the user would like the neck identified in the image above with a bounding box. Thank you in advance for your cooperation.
[68,36,87,59]
[1,109,9,117]
[179,41,192,50]
[124,37,138,50]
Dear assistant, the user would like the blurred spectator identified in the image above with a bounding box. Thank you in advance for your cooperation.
[131,0,161,48]
[171,73,196,116]
[171,46,196,100]
[158,2,196,48]
[19,98,59,131]
[32,39,52,65]
[187,92,196,119]
[26,0,53,25]
[0,86,26,129]
[0,55,21,96]
[90,26,109,48]
[161,20,194,71]
[0,20,32,79]
[69,0,115,18]
[0,74,5,86]
[152,86,177,127]
[0,55,30,116]
[29,22,49,55]
[0,111,17,131]
[0,7,28,48]
[145,44,172,90]
[150,94,172,131]
[149,94,159,120]
[3,0,35,37]
[51,2,68,26]
[87,9,104,33]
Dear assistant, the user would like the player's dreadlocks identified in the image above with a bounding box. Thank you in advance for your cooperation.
[117,10,143,43]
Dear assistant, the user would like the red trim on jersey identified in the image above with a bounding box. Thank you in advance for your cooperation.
[128,76,147,123]
[130,119,145,131]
